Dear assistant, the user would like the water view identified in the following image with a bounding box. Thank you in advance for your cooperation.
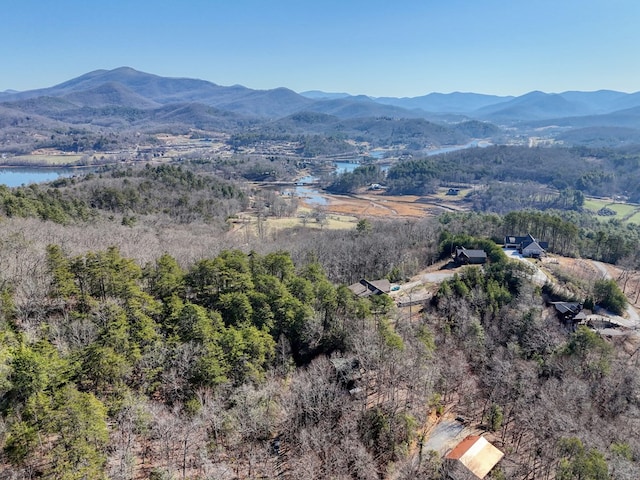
[334,161,360,175]
[0,167,85,187]
[334,160,391,175]
[294,185,329,206]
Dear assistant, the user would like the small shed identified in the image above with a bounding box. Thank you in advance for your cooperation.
[445,435,504,480]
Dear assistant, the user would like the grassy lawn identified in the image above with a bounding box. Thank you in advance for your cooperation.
[627,211,640,224]
[583,198,608,212]
[584,197,640,224]
[603,203,637,216]
[271,212,358,230]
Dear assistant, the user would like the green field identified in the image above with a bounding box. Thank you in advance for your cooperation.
[584,198,640,224]
[627,211,640,224]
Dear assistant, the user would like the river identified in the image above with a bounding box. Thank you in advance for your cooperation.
[0,141,491,199]
[293,141,491,205]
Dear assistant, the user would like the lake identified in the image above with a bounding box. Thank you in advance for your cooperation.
[334,160,390,174]
[0,167,88,187]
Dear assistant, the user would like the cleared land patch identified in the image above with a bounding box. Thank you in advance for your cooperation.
[584,198,640,223]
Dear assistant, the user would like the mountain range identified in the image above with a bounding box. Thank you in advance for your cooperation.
[2,67,640,147]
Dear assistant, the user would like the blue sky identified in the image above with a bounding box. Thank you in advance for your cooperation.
[2,0,639,97]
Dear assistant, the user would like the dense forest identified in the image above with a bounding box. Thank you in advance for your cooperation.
[4,67,640,478]
[383,145,640,202]
[1,150,640,479]
[1,199,640,478]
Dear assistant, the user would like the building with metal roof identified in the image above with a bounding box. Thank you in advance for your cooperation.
[445,435,504,479]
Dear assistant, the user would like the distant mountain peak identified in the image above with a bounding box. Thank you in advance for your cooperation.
[299,90,353,100]
[110,66,141,73]
[3,68,640,129]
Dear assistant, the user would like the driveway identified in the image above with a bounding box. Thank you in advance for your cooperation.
[422,419,477,455]
[505,253,639,334]
[503,249,549,286]
[591,260,640,329]
[390,269,456,305]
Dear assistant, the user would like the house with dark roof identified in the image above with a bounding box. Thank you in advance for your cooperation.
[504,234,548,258]
[445,435,504,479]
[453,246,487,265]
[347,278,391,298]
[551,301,586,328]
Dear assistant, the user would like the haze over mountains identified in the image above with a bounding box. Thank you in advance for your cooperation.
[2,67,640,146]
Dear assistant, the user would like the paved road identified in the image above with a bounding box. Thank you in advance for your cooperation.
[591,260,609,279]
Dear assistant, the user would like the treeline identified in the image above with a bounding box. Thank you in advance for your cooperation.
[77,164,249,224]
[385,157,442,195]
[252,115,477,151]
[326,164,385,193]
[436,209,640,265]
[347,117,467,149]
[297,135,354,157]
[0,119,142,156]
[0,163,256,226]
[469,183,585,214]
[35,130,120,153]
[384,144,640,202]
[0,183,94,224]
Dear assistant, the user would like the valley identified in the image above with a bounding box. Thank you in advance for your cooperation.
[3,68,640,480]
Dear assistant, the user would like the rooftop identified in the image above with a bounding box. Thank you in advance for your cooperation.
[445,435,504,479]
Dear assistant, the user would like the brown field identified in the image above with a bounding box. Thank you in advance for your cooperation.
[301,189,469,218]
[227,187,473,241]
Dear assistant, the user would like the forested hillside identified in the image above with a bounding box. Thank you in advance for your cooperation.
[385,145,640,202]
[1,179,640,479]
[5,59,640,480]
